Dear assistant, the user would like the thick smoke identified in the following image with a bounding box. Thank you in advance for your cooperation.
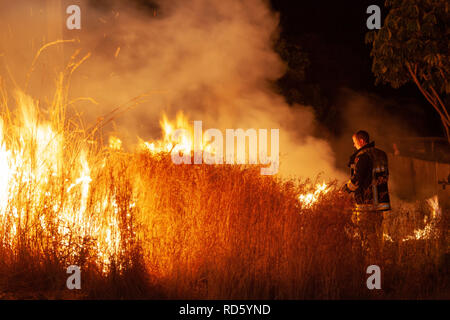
[0,0,346,180]
[331,88,425,170]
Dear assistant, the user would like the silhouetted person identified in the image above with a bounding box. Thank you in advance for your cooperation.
[343,130,391,264]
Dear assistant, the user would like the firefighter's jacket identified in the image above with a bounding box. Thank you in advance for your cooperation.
[346,141,391,212]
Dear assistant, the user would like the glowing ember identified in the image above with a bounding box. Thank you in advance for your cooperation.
[402,195,441,241]
[109,136,123,150]
[298,182,330,208]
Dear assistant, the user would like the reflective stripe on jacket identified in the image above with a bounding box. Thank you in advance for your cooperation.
[347,141,390,212]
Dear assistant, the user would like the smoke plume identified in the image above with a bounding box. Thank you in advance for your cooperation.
[0,0,346,180]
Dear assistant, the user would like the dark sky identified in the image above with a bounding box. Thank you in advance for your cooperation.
[271,0,383,93]
[270,0,444,137]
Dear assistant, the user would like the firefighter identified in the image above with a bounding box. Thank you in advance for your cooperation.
[342,130,391,263]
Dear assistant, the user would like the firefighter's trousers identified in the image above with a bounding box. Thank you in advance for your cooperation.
[352,210,384,264]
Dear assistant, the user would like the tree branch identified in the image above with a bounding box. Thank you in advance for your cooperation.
[406,62,449,124]
[406,62,450,141]
[429,85,450,122]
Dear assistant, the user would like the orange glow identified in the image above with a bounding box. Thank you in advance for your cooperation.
[139,111,215,156]
[298,182,330,208]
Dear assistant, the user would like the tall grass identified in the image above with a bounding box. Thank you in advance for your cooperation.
[0,147,447,299]
[0,51,447,299]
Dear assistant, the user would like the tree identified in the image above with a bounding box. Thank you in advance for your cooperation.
[365,0,450,141]
[274,38,310,105]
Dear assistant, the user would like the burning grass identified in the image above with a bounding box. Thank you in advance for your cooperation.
[0,48,448,299]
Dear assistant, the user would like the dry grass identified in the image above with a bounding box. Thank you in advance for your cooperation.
[0,148,447,299]
[0,50,447,300]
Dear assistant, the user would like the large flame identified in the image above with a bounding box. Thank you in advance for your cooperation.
[0,88,124,271]
[0,79,218,273]
[138,111,214,156]
[0,76,218,274]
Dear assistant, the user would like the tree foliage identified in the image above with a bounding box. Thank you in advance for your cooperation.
[274,38,333,123]
[365,0,450,141]
[274,38,310,103]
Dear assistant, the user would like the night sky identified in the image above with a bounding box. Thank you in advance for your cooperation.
[270,0,443,137]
